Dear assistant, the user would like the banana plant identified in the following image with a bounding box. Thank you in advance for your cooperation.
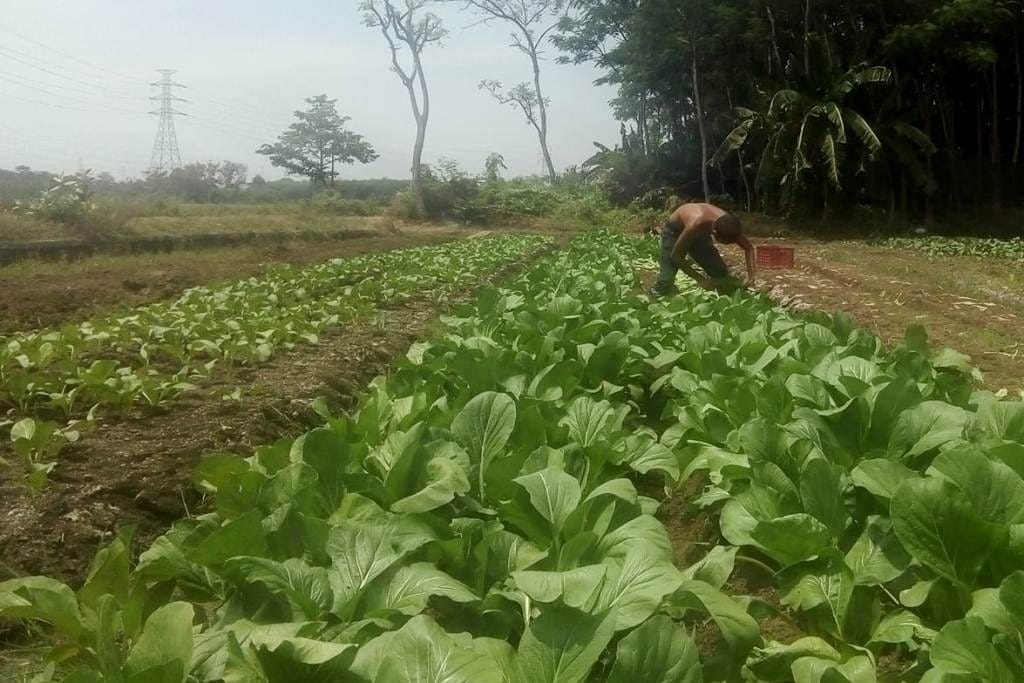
[712,64,921,210]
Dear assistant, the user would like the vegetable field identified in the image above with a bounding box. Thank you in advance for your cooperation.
[0,235,546,492]
[3,230,1024,682]
[884,236,1024,261]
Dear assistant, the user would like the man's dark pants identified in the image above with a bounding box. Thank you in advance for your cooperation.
[653,220,735,295]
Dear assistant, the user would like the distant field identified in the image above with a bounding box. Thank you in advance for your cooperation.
[0,201,388,243]
[0,224,462,332]
[127,212,384,237]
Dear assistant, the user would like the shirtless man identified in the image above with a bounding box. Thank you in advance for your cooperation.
[652,202,756,296]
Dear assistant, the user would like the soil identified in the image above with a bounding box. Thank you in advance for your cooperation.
[738,240,1024,391]
[0,241,550,586]
[655,476,718,568]
[0,227,463,334]
[652,476,806,659]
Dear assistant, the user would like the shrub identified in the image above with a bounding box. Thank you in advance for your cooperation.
[15,172,96,225]
[467,184,561,222]
[385,191,419,221]
[307,193,376,216]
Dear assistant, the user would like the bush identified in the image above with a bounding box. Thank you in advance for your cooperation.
[378,158,658,230]
[423,164,479,221]
[465,184,561,222]
[15,172,95,225]
[306,193,376,216]
[385,191,418,221]
[384,162,480,222]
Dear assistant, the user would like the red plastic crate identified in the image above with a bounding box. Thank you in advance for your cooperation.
[756,245,795,270]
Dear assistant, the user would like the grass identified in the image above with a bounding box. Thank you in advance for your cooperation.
[0,201,387,243]
[0,243,299,280]
[0,212,71,241]
[127,213,383,237]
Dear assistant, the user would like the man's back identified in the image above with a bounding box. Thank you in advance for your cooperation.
[671,202,726,232]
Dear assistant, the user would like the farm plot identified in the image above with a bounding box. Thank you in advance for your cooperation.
[2,230,1023,681]
[723,238,1024,392]
[884,235,1024,261]
[1,234,547,491]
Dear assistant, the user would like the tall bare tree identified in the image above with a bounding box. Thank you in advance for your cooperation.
[362,0,445,217]
[455,0,564,182]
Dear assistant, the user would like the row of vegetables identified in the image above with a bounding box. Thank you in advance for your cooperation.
[883,235,1024,261]
[1,230,1023,681]
[1,235,548,491]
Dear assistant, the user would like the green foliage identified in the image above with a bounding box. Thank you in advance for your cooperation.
[484,152,508,183]
[139,161,248,203]
[712,66,921,213]
[5,415,91,492]
[885,236,1024,260]
[383,157,631,227]
[5,229,1021,681]
[556,0,1020,220]
[0,165,53,203]
[306,192,376,216]
[15,171,97,225]
[0,236,546,491]
[257,95,378,187]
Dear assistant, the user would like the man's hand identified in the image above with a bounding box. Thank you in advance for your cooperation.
[737,235,757,287]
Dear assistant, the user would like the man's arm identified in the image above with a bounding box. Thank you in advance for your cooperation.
[671,223,713,287]
[737,234,757,285]
[677,258,710,287]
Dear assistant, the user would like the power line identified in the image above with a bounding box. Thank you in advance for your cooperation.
[0,65,141,101]
[0,46,146,97]
[186,84,294,121]
[0,47,285,143]
[0,69,140,102]
[1,90,146,115]
[0,74,282,144]
[0,73,147,111]
[181,116,265,144]
[0,31,356,156]
[0,126,151,171]
[0,25,149,88]
[1,30,291,131]
[184,106,284,140]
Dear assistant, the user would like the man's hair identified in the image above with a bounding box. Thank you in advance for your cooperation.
[713,213,743,243]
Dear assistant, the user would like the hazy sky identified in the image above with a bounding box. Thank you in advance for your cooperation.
[0,1,620,181]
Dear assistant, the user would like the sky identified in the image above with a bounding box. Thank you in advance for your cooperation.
[0,0,621,181]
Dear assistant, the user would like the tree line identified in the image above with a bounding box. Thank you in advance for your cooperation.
[257,1,1024,225]
[558,0,1024,223]
[260,1,568,219]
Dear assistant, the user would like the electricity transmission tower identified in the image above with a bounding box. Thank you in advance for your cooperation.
[148,69,186,173]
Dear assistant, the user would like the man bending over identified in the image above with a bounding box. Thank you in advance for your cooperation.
[652,202,756,296]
